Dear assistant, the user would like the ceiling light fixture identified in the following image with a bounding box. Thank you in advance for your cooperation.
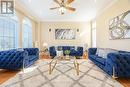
[59,7,66,15]
[50,0,76,15]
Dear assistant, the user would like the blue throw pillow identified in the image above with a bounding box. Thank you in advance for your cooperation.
[71,47,75,50]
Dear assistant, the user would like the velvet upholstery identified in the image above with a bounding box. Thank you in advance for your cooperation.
[49,46,83,57]
[88,48,130,78]
[0,48,39,70]
[23,48,39,67]
[75,47,83,56]
[49,46,56,58]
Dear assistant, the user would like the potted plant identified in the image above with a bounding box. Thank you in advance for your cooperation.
[64,50,71,59]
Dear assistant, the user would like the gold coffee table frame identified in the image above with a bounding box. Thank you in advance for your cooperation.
[49,56,80,75]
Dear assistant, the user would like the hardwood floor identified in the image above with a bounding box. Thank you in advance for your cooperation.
[117,78,130,87]
[0,70,19,85]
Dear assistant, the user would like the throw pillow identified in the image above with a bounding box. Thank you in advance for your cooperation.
[103,48,118,58]
[56,50,63,56]
[75,46,78,51]
[57,46,62,51]
[96,48,118,59]
[96,48,105,57]
[70,47,75,51]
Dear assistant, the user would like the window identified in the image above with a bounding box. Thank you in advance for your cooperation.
[0,16,18,51]
[92,20,96,47]
[22,18,32,48]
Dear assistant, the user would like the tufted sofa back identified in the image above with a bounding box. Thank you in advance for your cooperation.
[62,46,75,51]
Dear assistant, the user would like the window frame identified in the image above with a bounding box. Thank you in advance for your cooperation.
[0,16,18,51]
[22,18,33,48]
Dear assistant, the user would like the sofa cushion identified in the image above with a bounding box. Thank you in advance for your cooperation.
[89,55,99,60]
[70,47,75,51]
[29,55,37,61]
[62,46,70,51]
[95,57,106,65]
[70,49,76,53]
[70,49,76,56]
[96,48,118,59]
[89,55,106,65]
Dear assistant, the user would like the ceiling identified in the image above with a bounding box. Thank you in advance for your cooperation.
[16,0,117,22]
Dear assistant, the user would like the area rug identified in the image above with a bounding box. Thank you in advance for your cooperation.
[0,59,123,87]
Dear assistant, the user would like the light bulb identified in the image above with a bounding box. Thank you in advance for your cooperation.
[59,7,66,13]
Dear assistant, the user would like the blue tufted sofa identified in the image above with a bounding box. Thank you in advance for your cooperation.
[0,48,39,70]
[49,46,83,58]
[88,48,130,78]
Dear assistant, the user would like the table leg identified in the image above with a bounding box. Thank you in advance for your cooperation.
[77,63,79,75]
[49,63,51,74]
[74,60,79,75]
[49,60,57,75]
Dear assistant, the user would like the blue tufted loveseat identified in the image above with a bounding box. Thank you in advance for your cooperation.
[49,46,83,58]
[88,48,130,78]
[0,48,39,70]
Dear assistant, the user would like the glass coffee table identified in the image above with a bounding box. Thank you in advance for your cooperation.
[49,56,80,75]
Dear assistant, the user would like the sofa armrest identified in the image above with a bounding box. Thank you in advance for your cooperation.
[24,48,39,56]
[76,47,83,56]
[88,48,97,55]
[49,46,56,57]
[105,53,130,77]
[0,50,29,70]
